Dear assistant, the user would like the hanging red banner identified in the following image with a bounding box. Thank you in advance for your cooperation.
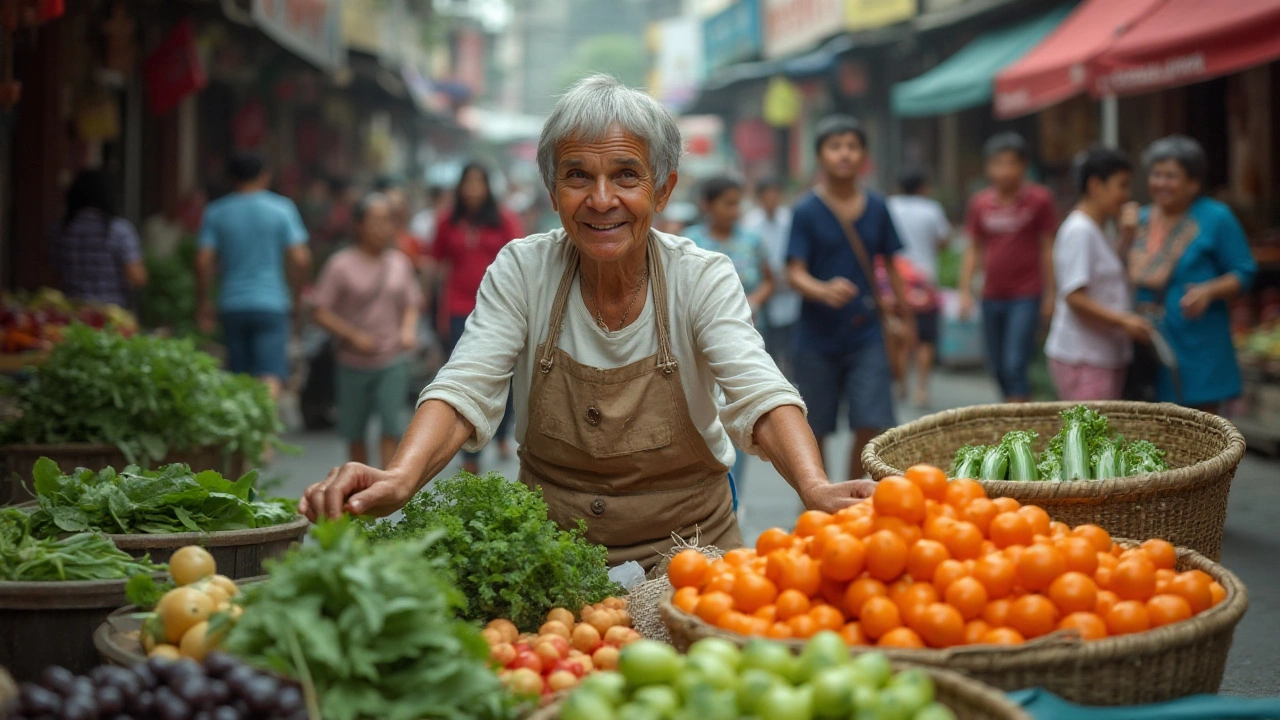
[37,0,63,22]
[144,18,206,116]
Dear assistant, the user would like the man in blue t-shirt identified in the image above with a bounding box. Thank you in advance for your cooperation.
[196,153,311,399]
[787,115,915,481]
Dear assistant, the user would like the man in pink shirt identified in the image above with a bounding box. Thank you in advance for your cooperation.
[959,133,1058,402]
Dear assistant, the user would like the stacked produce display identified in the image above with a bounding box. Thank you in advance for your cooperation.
[0,288,137,356]
[951,406,1169,482]
[0,507,164,582]
[665,466,1225,647]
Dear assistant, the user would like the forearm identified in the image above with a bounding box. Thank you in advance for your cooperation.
[1202,273,1243,301]
[287,249,312,305]
[787,263,828,302]
[313,306,365,343]
[195,255,214,304]
[387,399,474,493]
[959,242,978,297]
[752,405,829,497]
[886,265,912,317]
[747,278,775,308]
[401,305,420,335]
[1040,236,1056,302]
[1066,291,1130,328]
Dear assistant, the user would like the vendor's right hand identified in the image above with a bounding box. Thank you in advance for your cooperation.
[298,462,413,521]
[820,277,859,308]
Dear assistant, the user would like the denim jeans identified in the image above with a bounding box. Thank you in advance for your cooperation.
[981,297,1040,399]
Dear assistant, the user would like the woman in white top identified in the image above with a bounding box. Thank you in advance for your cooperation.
[1046,147,1153,401]
[299,75,872,569]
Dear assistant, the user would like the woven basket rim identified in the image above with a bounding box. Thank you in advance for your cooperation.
[105,515,310,549]
[529,663,1032,720]
[660,541,1248,668]
[862,401,1245,499]
[0,441,233,456]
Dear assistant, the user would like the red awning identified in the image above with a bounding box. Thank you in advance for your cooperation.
[1090,0,1280,97]
[993,0,1164,119]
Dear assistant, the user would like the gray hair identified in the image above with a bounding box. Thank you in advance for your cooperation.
[1142,135,1207,183]
[537,74,682,193]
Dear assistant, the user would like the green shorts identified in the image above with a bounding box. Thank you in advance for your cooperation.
[335,360,410,443]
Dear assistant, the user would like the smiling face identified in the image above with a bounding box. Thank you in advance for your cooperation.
[1148,159,1199,213]
[550,125,677,266]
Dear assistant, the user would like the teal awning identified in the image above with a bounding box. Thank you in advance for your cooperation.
[892,5,1073,117]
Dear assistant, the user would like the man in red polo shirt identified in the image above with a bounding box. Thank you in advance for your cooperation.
[959,132,1058,402]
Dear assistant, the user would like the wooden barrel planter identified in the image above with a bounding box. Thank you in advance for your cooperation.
[0,577,152,681]
[106,517,310,579]
[0,442,245,506]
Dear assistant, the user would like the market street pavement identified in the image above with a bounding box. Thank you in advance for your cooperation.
[268,369,1279,698]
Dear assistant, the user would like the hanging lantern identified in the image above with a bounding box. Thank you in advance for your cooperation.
[763,76,802,128]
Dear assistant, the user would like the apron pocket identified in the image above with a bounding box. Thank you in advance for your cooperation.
[540,415,673,458]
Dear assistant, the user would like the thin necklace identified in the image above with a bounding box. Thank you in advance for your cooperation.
[581,269,648,332]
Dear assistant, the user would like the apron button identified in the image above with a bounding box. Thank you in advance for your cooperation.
[591,499,606,515]
[586,407,601,426]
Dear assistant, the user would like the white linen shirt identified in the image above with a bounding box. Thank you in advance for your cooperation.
[1045,210,1133,369]
[418,229,805,468]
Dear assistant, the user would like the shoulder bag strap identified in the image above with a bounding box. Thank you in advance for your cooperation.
[818,190,888,326]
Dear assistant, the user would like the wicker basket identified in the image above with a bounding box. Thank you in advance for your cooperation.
[861,401,1245,560]
[659,544,1247,706]
[528,663,1031,720]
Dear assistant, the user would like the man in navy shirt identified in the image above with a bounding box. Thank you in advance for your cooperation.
[787,115,915,481]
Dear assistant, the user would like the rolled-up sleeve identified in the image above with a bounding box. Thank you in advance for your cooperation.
[1211,203,1257,292]
[417,245,528,450]
[691,253,805,454]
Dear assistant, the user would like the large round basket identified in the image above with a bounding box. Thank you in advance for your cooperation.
[0,442,245,506]
[106,517,309,579]
[659,545,1247,706]
[861,401,1245,560]
[527,663,1031,720]
[0,576,155,681]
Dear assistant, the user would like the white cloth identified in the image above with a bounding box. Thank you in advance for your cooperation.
[418,228,806,468]
[742,206,800,327]
[886,195,950,283]
[1046,210,1133,369]
[409,209,437,245]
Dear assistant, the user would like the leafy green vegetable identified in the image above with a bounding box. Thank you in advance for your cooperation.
[125,572,173,609]
[1001,431,1040,481]
[0,508,166,581]
[1120,439,1169,475]
[978,444,1010,480]
[366,472,620,630]
[0,326,283,467]
[25,458,297,537]
[224,519,515,720]
[1037,450,1063,482]
[1050,406,1112,481]
[951,445,988,479]
[1092,436,1123,479]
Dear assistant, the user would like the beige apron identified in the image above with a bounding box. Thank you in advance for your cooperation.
[518,237,743,570]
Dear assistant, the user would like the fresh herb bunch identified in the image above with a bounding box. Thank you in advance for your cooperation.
[25,458,297,536]
[0,507,165,581]
[366,472,620,630]
[0,325,283,466]
[139,241,202,338]
[224,519,515,720]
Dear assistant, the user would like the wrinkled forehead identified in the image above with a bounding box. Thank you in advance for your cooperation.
[554,125,651,172]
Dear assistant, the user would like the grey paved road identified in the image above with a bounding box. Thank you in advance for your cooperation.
[268,369,1278,698]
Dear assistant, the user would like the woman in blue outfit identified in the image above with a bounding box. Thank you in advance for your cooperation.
[1128,136,1257,411]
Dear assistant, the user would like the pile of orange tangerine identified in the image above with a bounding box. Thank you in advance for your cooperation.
[669,465,1227,649]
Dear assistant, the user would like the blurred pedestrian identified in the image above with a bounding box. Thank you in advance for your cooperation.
[312,193,422,468]
[959,132,1057,403]
[196,153,311,400]
[433,162,524,473]
[409,185,447,247]
[684,175,775,499]
[1125,136,1257,411]
[743,178,798,378]
[887,170,951,407]
[54,169,148,307]
[787,116,915,480]
[385,187,429,272]
[1046,147,1151,402]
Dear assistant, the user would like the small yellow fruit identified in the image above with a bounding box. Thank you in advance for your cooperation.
[159,587,215,643]
[169,546,217,586]
[179,621,222,661]
[148,644,182,660]
[202,584,231,606]
[209,574,240,597]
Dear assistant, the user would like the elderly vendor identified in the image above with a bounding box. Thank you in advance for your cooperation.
[300,75,873,568]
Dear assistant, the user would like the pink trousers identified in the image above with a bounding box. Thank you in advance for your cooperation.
[1048,359,1126,402]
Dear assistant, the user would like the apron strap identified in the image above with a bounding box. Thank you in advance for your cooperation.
[538,232,679,374]
[539,244,580,373]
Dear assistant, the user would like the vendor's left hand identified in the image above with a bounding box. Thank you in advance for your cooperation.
[400,329,418,351]
[1180,283,1213,319]
[800,479,876,513]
